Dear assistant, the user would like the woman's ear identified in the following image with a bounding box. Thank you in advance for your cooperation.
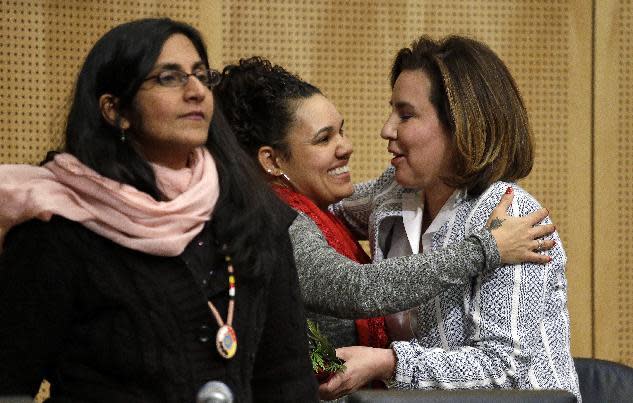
[99,94,130,130]
[257,146,282,176]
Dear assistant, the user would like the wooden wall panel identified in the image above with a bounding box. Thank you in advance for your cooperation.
[220,0,593,357]
[0,0,206,164]
[594,0,633,366]
[1,0,630,369]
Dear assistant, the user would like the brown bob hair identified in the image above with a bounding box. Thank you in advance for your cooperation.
[390,35,533,196]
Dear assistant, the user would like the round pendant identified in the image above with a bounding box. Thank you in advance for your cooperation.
[216,325,237,359]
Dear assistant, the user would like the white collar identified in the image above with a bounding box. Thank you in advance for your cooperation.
[402,189,464,253]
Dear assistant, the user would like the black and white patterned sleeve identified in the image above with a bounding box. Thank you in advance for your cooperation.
[388,187,579,401]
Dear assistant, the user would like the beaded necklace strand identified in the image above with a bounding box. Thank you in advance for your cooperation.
[207,255,237,359]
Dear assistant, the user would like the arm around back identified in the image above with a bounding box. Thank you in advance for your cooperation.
[290,214,499,318]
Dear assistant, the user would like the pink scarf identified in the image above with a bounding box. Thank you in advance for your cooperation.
[0,147,219,256]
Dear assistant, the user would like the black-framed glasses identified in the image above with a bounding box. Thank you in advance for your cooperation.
[143,68,221,89]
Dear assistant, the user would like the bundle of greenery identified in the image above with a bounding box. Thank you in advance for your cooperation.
[307,319,346,383]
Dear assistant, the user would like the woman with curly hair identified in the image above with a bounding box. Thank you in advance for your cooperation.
[214,57,555,365]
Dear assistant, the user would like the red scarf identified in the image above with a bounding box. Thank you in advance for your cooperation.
[273,185,388,349]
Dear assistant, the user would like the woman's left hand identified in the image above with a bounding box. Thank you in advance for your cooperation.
[486,188,556,265]
[318,346,396,400]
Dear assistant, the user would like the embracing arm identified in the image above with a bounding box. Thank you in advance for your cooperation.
[292,190,553,319]
[291,214,498,318]
[0,220,73,396]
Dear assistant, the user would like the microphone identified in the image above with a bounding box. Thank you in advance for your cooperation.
[196,381,234,403]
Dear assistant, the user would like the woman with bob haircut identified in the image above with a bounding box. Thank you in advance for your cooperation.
[215,57,555,353]
[319,35,581,401]
[0,18,316,402]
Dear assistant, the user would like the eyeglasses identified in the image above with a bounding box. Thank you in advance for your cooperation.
[143,68,221,89]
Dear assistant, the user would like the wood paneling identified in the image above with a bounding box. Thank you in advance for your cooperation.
[219,0,594,358]
[1,0,630,369]
[594,0,633,365]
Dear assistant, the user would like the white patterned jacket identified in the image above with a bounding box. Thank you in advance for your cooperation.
[333,167,581,401]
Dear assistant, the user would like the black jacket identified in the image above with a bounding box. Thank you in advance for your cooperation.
[0,216,318,402]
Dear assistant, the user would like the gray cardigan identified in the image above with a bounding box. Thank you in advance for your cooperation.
[289,207,500,347]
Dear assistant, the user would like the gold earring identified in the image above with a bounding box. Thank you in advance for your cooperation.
[281,172,292,183]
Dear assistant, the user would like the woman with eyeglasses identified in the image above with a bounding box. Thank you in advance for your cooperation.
[0,18,317,402]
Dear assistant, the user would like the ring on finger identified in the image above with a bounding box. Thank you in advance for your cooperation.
[536,238,543,252]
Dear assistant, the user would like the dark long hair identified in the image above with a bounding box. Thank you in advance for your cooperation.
[63,18,293,277]
[207,102,296,278]
[65,18,210,199]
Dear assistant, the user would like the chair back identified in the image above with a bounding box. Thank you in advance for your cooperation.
[574,357,633,403]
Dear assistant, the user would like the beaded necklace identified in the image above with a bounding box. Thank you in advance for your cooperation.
[207,254,237,359]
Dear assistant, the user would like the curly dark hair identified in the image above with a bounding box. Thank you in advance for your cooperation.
[214,56,321,159]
